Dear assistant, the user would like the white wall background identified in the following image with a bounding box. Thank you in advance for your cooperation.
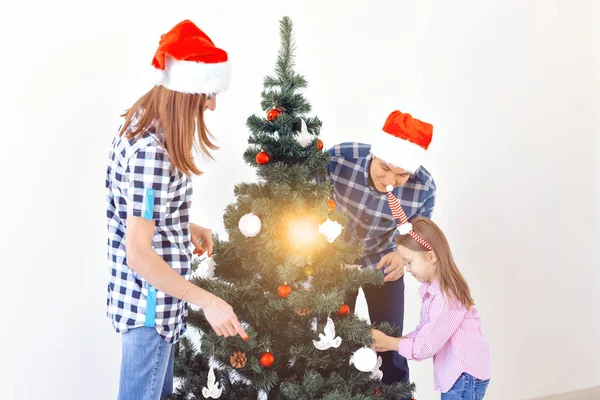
[1,1,598,399]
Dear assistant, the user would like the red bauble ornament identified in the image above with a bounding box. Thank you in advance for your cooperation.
[256,151,270,165]
[259,351,275,367]
[316,138,324,150]
[327,199,337,212]
[267,107,284,121]
[338,304,350,316]
[277,284,292,298]
[267,109,279,121]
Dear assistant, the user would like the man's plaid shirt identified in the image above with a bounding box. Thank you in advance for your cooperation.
[327,143,437,269]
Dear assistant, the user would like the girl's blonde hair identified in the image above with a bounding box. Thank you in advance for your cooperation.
[119,85,218,175]
[397,217,475,308]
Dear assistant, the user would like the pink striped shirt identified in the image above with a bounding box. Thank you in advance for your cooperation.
[397,279,491,393]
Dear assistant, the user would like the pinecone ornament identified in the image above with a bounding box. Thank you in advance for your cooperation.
[230,351,247,369]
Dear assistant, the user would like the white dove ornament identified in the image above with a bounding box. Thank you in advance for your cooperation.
[312,317,342,350]
[370,356,383,380]
[202,367,222,399]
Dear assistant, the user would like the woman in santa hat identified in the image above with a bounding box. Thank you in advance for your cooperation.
[105,20,246,399]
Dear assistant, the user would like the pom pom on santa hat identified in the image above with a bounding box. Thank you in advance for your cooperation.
[370,110,433,173]
[151,20,231,95]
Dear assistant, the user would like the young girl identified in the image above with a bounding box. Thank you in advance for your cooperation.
[106,20,247,400]
[371,187,491,399]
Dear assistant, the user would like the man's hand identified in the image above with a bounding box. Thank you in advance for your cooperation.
[376,252,405,282]
[190,223,214,257]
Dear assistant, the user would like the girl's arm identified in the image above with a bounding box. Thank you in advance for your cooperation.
[397,295,466,361]
[371,316,426,351]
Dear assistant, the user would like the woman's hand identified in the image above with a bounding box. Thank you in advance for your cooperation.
[190,223,214,257]
[200,290,248,340]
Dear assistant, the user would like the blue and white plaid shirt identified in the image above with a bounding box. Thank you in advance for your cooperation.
[105,124,193,343]
[327,143,437,269]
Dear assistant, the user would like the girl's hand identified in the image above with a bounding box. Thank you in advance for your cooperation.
[371,328,399,352]
[190,223,214,257]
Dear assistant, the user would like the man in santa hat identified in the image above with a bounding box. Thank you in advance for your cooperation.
[326,110,437,385]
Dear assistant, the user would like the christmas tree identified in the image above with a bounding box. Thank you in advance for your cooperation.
[170,17,415,400]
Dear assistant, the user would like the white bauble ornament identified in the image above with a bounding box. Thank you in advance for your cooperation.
[238,213,261,237]
[351,347,378,372]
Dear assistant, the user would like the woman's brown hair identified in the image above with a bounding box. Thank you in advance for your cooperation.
[119,85,218,175]
[397,217,475,309]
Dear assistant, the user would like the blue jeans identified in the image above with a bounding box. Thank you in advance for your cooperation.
[118,327,175,400]
[441,373,490,400]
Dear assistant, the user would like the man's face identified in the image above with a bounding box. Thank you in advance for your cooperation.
[369,157,411,192]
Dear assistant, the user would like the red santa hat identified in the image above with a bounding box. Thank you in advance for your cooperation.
[370,110,433,173]
[151,20,231,95]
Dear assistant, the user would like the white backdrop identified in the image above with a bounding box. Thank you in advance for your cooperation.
[1,1,598,399]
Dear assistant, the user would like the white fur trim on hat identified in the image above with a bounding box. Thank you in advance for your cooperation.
[370,132,426,173]
[153,57,231,95]
[397,222,413,235]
